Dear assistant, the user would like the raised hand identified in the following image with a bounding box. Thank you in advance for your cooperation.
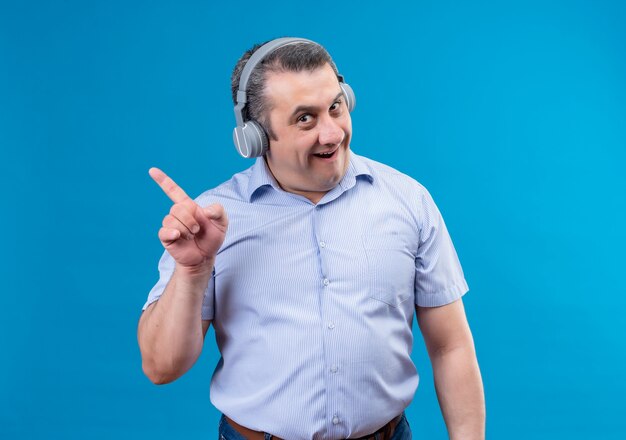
[149,167,228,270]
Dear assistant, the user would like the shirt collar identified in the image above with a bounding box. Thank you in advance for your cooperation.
[246,157,281,202]
[246,151,374,203]
[340,152,375,189]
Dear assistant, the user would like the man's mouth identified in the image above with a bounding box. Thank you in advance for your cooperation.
[313,149,337,159]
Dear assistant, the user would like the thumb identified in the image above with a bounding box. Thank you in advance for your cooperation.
[203,203,228,228]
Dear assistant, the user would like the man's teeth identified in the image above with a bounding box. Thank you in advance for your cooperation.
[316,151,333,157]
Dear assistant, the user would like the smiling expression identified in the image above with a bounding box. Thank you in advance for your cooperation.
[263,63,352,204]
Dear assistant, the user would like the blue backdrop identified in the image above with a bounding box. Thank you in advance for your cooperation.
[1,0,625,438]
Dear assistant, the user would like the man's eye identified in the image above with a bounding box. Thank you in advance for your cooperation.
[330,101,342,112]
[298,114,312,123]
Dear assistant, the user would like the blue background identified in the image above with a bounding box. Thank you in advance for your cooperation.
[1,0,625,438]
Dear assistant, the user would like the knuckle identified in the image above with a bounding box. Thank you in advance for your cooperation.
[158,228,169,240]
[170,204,182,215]
[163,215,177,228]
[171,202,193,218]
[181,199,196,209]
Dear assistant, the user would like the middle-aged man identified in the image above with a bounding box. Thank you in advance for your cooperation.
[138,37,485,440]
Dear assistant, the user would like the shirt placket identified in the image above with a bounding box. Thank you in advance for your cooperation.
[312,203,346,439]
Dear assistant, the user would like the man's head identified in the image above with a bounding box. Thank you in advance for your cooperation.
[231,39,340,140]
[232,38,354,204]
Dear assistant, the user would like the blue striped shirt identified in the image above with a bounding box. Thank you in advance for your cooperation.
[144,152,468,439]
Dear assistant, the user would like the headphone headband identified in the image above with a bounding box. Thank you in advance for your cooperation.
[234,38,314,126]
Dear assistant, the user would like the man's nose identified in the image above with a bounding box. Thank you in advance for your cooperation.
[318,117,344,146]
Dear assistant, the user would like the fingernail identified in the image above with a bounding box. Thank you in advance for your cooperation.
[192,225,200,234]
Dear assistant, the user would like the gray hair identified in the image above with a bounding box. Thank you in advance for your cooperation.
[231,40,339,140]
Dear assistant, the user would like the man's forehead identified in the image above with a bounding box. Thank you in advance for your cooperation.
[265,64,342,109]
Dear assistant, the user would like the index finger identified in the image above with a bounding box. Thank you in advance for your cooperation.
[149,167,191,203]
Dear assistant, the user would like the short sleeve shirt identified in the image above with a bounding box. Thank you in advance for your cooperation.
[143,152,468,440]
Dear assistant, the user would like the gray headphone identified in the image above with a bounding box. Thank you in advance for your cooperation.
[232,37,356,158]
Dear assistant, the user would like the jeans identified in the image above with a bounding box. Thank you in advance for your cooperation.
[218,413,412,440]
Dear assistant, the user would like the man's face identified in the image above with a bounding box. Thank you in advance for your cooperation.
[263,63,352,203]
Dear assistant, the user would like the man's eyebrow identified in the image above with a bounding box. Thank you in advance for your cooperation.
[291,91,344,118]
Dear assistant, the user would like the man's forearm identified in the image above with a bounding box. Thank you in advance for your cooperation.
[430,345,485,440]
[137,263,212,384]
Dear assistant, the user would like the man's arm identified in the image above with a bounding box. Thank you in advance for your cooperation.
[138,266,212,385]
[416,299,485,440]
[138,168,228,385]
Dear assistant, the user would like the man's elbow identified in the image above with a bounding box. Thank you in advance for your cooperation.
[142,361,181,385]
[430,338,476,359]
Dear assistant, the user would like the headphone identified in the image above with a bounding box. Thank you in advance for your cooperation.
[233,37,356,158]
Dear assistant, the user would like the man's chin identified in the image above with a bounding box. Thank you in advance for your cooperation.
[315,175,344,192]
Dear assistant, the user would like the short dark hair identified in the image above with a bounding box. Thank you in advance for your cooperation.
[231,40,339,140]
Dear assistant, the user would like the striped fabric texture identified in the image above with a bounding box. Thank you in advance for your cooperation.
[144,152,468,440]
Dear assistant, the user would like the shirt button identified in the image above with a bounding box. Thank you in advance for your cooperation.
[323,278,330,286]
[327,322,335,330]
[319,241,326,248]
[330,365,338,373]
[332,415,340,425]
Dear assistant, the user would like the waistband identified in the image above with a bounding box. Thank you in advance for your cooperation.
[222,413,404,440]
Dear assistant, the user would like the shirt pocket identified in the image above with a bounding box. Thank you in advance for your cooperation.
[362,233,416,308]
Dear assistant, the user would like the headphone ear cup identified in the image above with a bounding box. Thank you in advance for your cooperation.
[233,120,269,158]
[340,82,356,112]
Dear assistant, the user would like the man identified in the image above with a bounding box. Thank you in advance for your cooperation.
[138,37,485,440]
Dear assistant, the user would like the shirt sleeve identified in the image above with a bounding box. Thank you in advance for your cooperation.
[142,250,216,320]
[414,189,469,307]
